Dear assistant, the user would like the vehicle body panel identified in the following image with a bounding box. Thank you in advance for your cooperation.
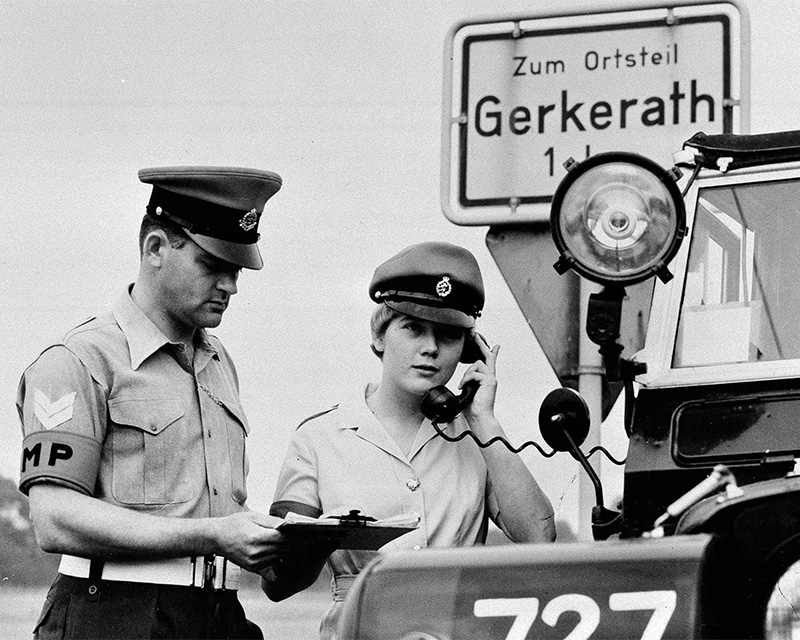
[339,535,709,640]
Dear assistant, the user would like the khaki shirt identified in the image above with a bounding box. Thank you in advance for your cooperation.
[272,384,494,639]
[272,382,493,570]
[17,287,250,518]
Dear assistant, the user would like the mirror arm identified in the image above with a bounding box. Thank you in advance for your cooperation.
[561,427,604,507]
[561,427,623,540]
[592,506,623,541]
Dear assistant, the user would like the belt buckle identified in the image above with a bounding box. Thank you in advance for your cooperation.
[201,555,229,590]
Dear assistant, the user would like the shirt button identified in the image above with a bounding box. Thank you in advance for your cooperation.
[406,478,420,492]
[413,545,422,551]
[150,425,157,432]
[213,488,218,496]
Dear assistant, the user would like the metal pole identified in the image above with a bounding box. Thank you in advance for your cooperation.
[578,279,604,540]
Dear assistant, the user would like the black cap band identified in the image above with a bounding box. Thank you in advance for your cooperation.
[373,275,482,318]
[147,187,260,244]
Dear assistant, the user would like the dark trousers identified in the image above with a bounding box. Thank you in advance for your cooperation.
[33,574,263,639]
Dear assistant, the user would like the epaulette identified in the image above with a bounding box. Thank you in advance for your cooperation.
[62,316,98,341]
[296,405,339,430]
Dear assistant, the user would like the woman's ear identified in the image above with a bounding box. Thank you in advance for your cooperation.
[371,335,385,359]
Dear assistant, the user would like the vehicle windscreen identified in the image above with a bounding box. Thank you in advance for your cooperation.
[673,177,800,368]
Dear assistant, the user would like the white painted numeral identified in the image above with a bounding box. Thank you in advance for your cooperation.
[474,598,539,640]
[474,590,677,640]
[609,590,677,640]
[541,594,600,640]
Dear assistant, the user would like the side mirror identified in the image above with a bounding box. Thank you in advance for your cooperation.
[538,387,590,454]
[539,388,622,540]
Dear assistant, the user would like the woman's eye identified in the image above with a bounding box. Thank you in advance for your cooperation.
[441,330,464,343]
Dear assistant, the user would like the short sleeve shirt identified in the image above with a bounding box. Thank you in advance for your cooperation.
[17,287,251,518]
[272,384,494,579]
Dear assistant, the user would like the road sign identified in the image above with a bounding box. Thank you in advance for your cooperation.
[441,1,748,225]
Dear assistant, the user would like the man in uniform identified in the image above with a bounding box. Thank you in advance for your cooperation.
[17,166,288,639]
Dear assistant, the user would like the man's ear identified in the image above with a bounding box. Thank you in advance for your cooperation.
[141,230,169,268]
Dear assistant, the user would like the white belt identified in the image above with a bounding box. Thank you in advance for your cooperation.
[59,554,241,591]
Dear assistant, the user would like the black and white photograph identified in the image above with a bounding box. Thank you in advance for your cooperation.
[2,1,800,638]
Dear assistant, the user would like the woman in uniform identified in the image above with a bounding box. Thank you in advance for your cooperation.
[261,241,555,639]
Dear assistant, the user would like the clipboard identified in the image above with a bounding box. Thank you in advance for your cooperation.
[276,510,419,551]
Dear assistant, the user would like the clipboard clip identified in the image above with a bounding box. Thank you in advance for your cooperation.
[329,509,377,527]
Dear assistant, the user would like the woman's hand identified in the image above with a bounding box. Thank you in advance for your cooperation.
[459,330,501,426]
[457,331,557,544]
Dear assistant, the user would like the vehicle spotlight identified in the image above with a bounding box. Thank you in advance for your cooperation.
[551,152,686,286]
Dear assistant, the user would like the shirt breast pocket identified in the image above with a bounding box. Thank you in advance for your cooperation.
[220,399,249,505]
[108,396,199,505]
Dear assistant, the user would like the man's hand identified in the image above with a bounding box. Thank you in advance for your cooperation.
[211,511,290,573]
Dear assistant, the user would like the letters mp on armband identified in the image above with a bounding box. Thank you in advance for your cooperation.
[19,430,101,497]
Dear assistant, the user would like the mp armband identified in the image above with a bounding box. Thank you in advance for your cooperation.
[19,430,101,496]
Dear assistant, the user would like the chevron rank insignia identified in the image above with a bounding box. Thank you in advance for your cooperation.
[34,389,77,430]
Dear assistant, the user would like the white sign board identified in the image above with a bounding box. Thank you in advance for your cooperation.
[442,2,747,225]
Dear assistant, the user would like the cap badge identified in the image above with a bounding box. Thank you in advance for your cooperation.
[239,209,258,232]
[436,276,452,298]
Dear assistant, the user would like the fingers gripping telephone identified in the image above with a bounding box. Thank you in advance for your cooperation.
[420,334,484,424]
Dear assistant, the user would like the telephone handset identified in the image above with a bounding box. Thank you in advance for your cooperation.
[420,381,479,424]
[420,334,485,424]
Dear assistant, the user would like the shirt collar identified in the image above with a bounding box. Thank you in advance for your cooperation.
[113,286,218,370]
[336,383,454,461]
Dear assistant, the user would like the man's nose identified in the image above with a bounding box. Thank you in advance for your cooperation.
[217,271,239,295]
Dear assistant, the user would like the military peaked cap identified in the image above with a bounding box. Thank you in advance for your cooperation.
[369,241,485,328]
[138,165,282,269]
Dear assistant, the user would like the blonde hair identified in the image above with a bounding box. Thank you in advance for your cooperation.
[369,303,403,359]
[369,302,473,361]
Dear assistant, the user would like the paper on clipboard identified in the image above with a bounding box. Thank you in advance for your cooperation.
[276,510,419,550]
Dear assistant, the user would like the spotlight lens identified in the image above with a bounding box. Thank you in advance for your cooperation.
[589,184,648,248]
[552,155,684,285]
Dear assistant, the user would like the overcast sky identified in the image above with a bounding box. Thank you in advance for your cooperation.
[2,0,799,537]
